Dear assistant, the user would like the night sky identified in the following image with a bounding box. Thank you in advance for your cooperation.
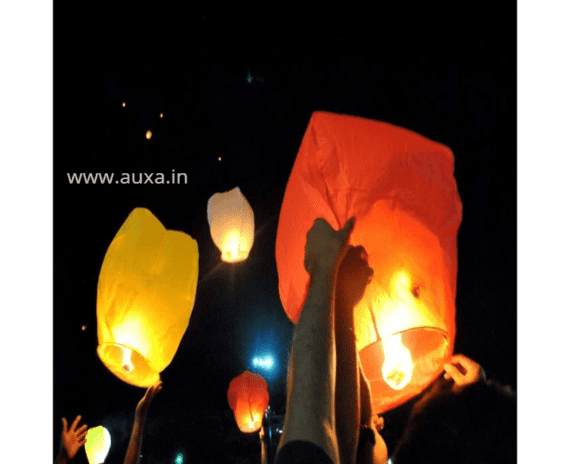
[54,5,516,463]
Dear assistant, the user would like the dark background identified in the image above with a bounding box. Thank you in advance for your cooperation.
[54,5,516,463]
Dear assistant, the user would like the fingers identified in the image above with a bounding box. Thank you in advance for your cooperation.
[76,430,88,443]
[339,217,355,241]
[76,424,88,436]
[62,417,68,433]
[443,362,464,385]
[70,415,82,432]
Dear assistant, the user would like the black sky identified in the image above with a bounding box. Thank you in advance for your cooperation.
[54,5,516,463]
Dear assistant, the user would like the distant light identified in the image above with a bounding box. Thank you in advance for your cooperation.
[218,157,222,161]
[175,453,183,464]
[253,356,274,370]
[122,102,126,107]
[146,130,152,139]
[160,113,163,118]
[81,325,87,331]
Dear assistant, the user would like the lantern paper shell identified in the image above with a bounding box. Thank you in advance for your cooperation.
[207,187,255,263]
[97,208,199,387]
[227,371,269,433]
[85,426,111,464]
[275,112,462,414]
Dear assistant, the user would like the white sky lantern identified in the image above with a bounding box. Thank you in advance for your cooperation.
[85,426,111,464]
[207,187,254,263]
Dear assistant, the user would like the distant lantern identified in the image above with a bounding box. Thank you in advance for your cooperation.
[276,112,462,414]
[85,426,111,464]
[207,187,254,263]
[228,371,269,433]
[122,102,126,107]
[97,208,199,387]
[160,113,164,118]
[146,130,152,139]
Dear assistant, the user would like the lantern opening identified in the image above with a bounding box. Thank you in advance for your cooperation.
[359,327,449,412]
[97,343,160,387]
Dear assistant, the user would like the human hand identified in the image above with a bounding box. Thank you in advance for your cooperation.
[443,354,486,392]
[135,381,162,421]
[60,415,88,460]
[336,245,374,313]
[304,217,355,276]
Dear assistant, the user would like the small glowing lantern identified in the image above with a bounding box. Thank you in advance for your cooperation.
[97,208,199,387]
[146,130,152,139]
[85,426,111,464]
[276,112,462,413]
[122,102,126,107]
[207,187,255,263]
[160,113,164,118]
[227,371,269,433]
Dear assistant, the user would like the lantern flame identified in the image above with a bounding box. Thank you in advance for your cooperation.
[122,347,135,373]
[381,333,413,390]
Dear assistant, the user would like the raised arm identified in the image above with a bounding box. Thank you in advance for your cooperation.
[123,382,162,464]
[277,217,355,464]
[55,416,88,464]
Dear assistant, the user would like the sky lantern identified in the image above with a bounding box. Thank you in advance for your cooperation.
[207,187,255,263]
[276,112,462,414]
[146,130,152,139]
[85,426,111,464]
[97,208,199,387]
[228,371,270,433]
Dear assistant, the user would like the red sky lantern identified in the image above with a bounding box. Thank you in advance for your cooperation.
[227,371,269,434]
[276,111,462,414]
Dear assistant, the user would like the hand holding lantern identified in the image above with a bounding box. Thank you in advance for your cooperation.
[276,111,462,414]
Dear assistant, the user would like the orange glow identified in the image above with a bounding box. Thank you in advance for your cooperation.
[276,112,462,413]
[227,371,269,433]
[122,102,126,107]
[146,130,152,139]
[160,113,163,118]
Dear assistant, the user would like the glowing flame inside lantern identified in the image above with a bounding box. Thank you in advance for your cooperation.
[381,333,413,390]
[222,230,245,262]
[122,347,134,373]
[355,269,443,392]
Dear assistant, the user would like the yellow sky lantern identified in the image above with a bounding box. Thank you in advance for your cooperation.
[207,187,254,263]
[97,208,199,387]
[85,426,111,464]
[146,130,152,139]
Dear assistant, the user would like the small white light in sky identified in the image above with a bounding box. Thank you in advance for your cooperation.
[122,102,126,107]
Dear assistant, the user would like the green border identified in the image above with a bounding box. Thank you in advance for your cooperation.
[0,0,53,463]
[518,1,570,463]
